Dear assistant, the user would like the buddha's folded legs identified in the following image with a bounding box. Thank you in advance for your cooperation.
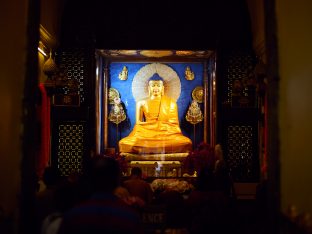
[119,135,192,154]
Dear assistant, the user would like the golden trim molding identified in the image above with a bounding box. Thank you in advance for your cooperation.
[39,24,56,50]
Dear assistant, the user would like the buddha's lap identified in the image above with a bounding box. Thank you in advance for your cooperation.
[119,138,192,153]
[119,132,192,153]
[119,121,192,153]
[120,135,191,144]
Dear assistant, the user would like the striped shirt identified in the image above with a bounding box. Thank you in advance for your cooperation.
[58,192,143,234]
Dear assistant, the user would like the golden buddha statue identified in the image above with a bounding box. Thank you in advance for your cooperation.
[119,78,192,154]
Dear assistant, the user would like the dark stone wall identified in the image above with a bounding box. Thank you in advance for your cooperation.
[59,0,253,50]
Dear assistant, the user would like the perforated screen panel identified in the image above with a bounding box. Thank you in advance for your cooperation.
[227,125,256,181]
[56,123,84,176]
[58,49,86,103]
[223,50,254,107]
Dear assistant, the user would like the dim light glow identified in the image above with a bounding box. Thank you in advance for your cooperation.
[38,47,47,57]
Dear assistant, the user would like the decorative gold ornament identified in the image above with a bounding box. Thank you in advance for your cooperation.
[43,50,58,78]
[186,100,203,147]
[118,66,128,80]
[108,88,120,104]
[99,49,213,59]
[118,50,138,56]
[139,50,173,58]
[192,86,204,103]
[186,100,204,125]
[108,93,127,153]
[185,66,195,80]
[176,51,195,56]
[108,97,126,125]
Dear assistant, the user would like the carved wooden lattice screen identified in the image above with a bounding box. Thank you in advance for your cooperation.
[221,49,257,108]
[57,49,87,104]
[227,125,258,181]
[56,122,85,176]
[52,48,92,176]
[219,49,259,182]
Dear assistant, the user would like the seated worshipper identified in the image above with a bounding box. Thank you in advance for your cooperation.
[35,166,62,233]
[214,144,235,198]
[185,166,232,234]
[123,167,154,204]
[119,75,192,154]
[58,156,143,234]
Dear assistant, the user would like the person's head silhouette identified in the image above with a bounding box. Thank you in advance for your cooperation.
[88,155,121,193]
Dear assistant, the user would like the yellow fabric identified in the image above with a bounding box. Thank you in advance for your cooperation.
[119,95,192,154]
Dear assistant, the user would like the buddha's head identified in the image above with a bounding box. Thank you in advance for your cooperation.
[148,74,164,97]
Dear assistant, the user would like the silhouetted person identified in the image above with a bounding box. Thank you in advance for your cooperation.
[158,190,188,230]
[57,156,143,234]
[114,185,145,208]
[186,167,232,234]
[214,144,236,199]
[123,167,154,204]
[41,180,80,234]
[35,166,62,234]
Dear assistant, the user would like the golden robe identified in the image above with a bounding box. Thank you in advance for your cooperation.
[119,96,192,154]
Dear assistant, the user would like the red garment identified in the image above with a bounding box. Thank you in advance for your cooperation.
[37,83,51,178]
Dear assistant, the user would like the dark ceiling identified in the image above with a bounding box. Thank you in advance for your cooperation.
[60,0,252,50]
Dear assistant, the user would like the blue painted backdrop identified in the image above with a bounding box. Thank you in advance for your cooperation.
[107,62,205,150]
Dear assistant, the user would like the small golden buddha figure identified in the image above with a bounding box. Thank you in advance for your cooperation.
[185,66,194,80]
[119,77,192,154]
[118,66,128,80]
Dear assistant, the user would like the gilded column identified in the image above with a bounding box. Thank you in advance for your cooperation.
[103,60,109,149]
[203,61,208,143]
[95,52,102,155]
[210,55,217,147]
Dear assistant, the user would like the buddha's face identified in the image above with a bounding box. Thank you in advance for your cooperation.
[148,80,164,97]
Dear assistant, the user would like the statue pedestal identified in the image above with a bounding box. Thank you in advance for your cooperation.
[129,160,182,177]
[121,152,189,178]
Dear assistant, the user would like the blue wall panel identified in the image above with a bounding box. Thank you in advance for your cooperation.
[107,62,205,150]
